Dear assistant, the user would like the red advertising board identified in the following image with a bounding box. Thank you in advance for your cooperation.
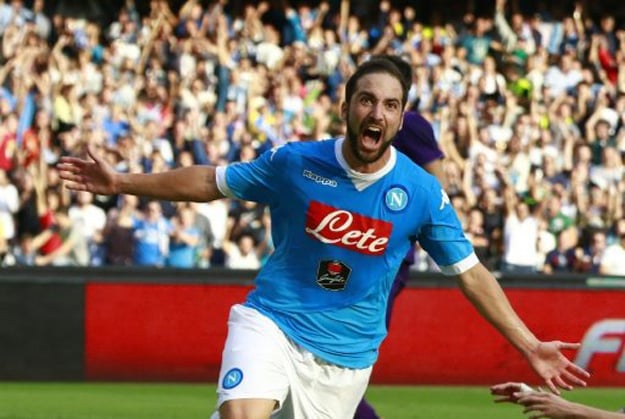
[85,283,625,385]
[375,287,625,386]
[85,283,249,381]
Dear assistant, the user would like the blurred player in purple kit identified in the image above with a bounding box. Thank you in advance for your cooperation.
[354,110,446,419]
[58,55,589,419]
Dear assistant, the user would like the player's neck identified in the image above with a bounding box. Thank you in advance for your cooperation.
[340,138,392,174]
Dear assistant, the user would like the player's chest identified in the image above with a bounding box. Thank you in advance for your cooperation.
[288,172,422,251]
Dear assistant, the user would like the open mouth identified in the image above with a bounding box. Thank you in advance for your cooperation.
[361,126,382,149]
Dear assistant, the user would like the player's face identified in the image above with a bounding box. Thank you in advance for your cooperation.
[341,72,404,173]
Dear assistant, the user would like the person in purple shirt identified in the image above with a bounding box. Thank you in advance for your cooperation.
[354,110,447,419]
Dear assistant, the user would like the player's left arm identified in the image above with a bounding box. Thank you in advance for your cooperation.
[455,263,590,394]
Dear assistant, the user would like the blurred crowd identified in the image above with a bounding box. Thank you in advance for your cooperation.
[1,0,625,276]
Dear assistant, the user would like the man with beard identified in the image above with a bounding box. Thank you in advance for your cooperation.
[58,55,588,419]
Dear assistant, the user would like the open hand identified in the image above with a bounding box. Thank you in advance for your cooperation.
[57,145,119,195]
[526,341,590,394]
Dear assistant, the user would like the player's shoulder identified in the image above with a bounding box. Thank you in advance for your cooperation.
[393,151,440,188]
[285,138,336,153]
[266,138,336,162]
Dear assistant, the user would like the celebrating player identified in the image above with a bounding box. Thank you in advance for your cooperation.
[58,55,589,419]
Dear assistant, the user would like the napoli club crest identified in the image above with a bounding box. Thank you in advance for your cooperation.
[316,260,352,291]
[384,186,408,212]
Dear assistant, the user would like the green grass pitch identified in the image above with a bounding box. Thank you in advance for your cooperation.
[0,382,622,418]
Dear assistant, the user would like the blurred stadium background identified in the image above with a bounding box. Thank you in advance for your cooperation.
[1,0,625,417]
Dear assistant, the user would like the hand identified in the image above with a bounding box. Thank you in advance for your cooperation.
[57,145,120,195]
[516,391,578,418]
[490,382,535,404]
[525,341,590,394]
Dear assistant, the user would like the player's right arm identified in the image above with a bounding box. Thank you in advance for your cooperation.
[58,146,224,202]
[417,180,589,394]
[455,263,589,394]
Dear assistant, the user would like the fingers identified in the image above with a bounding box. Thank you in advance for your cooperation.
[544,378,560,396]
[561,368,588,388]
[58,170,85,183]
[557,341,581,351]
[566,361,591,379]
[62,180,88,192]
[490,382,523,394]
[58,156,90,166]
[493,398,508,404]
[86,144,103,165]
[57,163,84,175]
[553,375,572,391]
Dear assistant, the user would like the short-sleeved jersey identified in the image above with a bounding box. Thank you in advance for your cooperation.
[216,138,478,368]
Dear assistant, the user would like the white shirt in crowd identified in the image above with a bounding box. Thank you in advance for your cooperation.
[503,212,539,267]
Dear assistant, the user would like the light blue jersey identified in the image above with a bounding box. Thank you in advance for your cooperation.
[216,138,478,368]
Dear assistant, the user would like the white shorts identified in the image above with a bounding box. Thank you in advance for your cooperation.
[211,304,372,419]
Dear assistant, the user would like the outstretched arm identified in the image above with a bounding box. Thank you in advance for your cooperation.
[517,391,625,418]
[58,146,225,202]
[456,263,590,394]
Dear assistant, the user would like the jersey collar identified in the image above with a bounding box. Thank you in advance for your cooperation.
[334,137,397,191]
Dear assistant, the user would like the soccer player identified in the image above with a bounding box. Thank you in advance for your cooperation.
[58,56,589,419]
[491,382,625,418]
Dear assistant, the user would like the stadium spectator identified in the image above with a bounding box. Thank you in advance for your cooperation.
[0,168,18,244]
[167,203,201,268]
[68,190,106,265]
[501,187,540,273]
[34,205,89,266]
[572,229,608,273]
[543,226,579,274]
[599,230,625,276]
[102,194,140,266]
[132,200,171,267]
[185,201,215,268]
[223,231,262,270]
[545,194,575,238]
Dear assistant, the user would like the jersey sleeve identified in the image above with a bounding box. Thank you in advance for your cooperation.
[417,183,479,275]
[216,145,286,205]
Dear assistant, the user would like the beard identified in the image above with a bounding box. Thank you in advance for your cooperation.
[346,124,394,164]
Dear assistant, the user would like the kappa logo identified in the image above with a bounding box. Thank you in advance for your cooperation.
[269,144,285,161]
[222,368,244,389]
[574,319,625,372]
[439,189,451,210]
[302,170,338,187]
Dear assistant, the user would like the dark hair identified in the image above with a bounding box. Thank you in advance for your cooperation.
[374,54,413,87]
[344,55,410,108]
